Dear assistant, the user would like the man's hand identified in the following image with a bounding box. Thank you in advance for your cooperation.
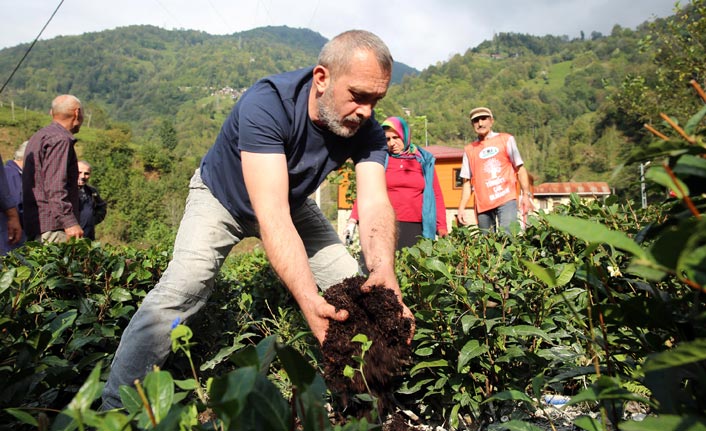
[65,224,84,240]
[520,194,535,216]
[456,209,470,226]
[307,296,349,345]
[5,208,21,245]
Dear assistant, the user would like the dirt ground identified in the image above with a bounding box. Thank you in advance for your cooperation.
[321,276,414,430]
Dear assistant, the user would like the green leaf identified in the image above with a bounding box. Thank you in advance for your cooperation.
[0,267,16,296]
[45,309,78,346]
[619,414,706,431]
[488,419,545,431]
[230,344,260,369]
[574,415,603,431]
[98,411,134,431]
[555,263,576,286]
[522,260,557,287]
[3,408,38,426]
[646,218,699,272]
[414,346,435,356]
[247,374,292,431]
[143,369,175,423]
[569,376,651,405]
[201,333,252,370]
[170,324,193,353]
[111,260,126,280]
[624,139,695,165]
[174,378,198,390]
[485,389,536,405]
[109,287,133,302]
[646,165,690,198]
[544,214,647,259]
[684,104,706,135]
[673,154,706,178]
[496,325,553,342]
[457,340,488,371]
[209,367,257,420]
[276,344,316,388]
[343,365,355,379]
[351,333,369,343]
[254,335,279,373]
[66,361,104,415]
[677,218,706,285]
[643,338,706,373]
[460,314,481,333]
[423,257,453,279]
[120,385,143,415]
[409,359,449,376]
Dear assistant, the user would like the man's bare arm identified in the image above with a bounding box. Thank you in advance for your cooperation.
[241,151,346,344]
[355,161,414,340]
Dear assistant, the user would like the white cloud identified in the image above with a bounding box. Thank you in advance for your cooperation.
[0,0,679,70]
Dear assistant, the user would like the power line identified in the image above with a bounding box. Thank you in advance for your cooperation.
[0,0,65,96]
[206,0,231,34]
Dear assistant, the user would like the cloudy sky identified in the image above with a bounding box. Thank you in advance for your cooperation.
[1,0,680,70]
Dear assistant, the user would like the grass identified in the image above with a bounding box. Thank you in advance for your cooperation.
[524,60,573,92]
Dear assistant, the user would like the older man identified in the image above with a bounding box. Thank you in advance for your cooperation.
[102,29,413,409]
[457,106,534,232]
[77,160,107,240]
[23,95,84,243]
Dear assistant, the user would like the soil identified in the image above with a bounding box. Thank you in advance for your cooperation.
[321,276,414,428]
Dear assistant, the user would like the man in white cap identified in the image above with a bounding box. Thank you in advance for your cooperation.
[457,106,533,232]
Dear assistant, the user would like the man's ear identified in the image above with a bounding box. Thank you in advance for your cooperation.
[312,65,330,93]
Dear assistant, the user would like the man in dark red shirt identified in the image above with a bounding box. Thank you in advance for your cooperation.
[22,94,84,242]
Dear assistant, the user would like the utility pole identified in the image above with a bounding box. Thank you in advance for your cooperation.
[640,161,650,209]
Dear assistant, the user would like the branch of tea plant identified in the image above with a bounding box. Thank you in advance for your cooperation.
[584,284,602,379]
[659,112,696,144]
[171,321,208,403]
[690,79,706,103]
[134,379,157,427]
[644,123,670,141]
[663,163,701,219]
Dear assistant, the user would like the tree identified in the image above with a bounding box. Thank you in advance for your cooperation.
[159,118,178,151]
[612,1,705,135]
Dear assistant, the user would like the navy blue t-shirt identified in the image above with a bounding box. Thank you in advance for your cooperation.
[200,67,387,220]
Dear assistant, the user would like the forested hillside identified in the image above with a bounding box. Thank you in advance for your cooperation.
[0,1,703,247]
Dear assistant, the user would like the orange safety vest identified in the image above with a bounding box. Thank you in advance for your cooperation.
[464,133,519,214]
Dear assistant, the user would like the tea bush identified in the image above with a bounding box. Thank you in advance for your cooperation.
[1,87,705,431]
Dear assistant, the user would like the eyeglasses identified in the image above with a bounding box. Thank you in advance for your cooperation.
[471,115,490,124]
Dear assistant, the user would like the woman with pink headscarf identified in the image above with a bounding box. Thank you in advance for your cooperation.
[348,116,447,252]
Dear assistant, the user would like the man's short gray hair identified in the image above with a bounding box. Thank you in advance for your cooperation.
[51,94,82,117]
[318,30,393,77]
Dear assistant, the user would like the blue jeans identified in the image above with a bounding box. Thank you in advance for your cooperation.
[101,169,359,409]
[477,200,518,233]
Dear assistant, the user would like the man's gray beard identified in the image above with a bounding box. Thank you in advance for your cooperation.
[317,90,364,138]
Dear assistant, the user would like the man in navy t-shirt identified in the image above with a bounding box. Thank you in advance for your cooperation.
[103,29,413,409]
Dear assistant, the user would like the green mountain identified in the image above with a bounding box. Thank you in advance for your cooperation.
[0,25,418,129]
